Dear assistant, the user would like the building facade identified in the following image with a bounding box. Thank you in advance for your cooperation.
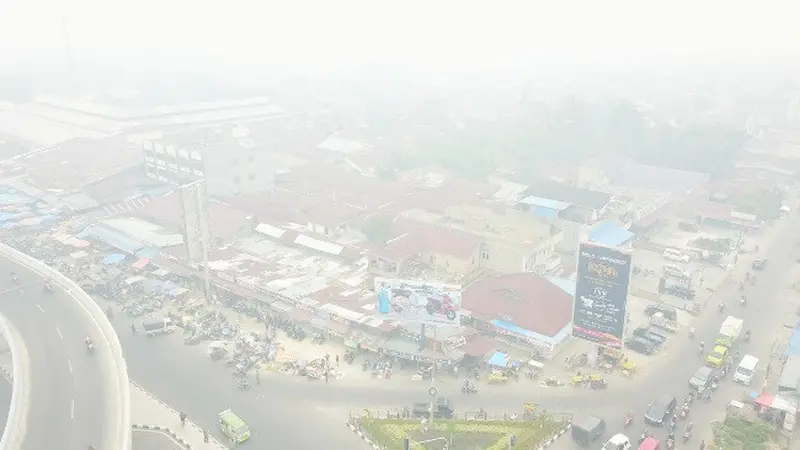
[143,127,276,196]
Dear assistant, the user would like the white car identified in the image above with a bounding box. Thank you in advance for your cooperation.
[663,249,690,263]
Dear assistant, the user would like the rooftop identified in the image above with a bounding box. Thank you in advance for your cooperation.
[462,273,573,337]
[0,135,142,192]
[371,215,484,262]
[136,192,254,241]
[523,180,611,210]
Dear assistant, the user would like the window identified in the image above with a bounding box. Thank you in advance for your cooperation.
[481,251,490,260]
[233,176,241,184]
[248,173,256,181]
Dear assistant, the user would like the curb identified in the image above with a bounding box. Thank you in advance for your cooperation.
[537,422,571,450]
[132,424,228,450]
[345,419,381,450]
[131,382,228,450]
[344,418,572,450]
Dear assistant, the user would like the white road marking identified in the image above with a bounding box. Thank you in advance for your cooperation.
[68,359,73,373]
[37,304,45,313]
[55,327,63,340]
[70,399,75,419]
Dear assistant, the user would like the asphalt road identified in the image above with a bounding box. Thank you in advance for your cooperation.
[0,379,10,435]
[115,210,800,449]
[0,264,113,450]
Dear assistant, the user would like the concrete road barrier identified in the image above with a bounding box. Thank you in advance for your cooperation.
[0,314,31,450]
[0,243,131,450]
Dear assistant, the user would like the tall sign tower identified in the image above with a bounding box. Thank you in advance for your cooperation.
[179,180,212,301]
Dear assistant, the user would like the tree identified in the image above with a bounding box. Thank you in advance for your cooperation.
[362,215,394,245]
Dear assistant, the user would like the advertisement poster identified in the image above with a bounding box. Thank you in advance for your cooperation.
[374,278,462,326]
[572,242,632,348]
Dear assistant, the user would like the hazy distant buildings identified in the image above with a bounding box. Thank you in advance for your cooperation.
[143,126,276,196]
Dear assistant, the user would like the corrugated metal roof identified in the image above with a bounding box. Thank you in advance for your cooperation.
[588,220,635,247]
[519,196,572,211]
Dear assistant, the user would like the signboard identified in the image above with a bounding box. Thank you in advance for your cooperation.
[179,180,211,265]
[374,278,461,326]
[572,242,632,348]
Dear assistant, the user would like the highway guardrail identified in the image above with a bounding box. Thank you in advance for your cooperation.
[0,243,131,450]
[0,314,31,450]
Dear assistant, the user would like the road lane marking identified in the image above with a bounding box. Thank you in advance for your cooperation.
[70,399,74,419]
[67,359,73,373]
[37,304,45,313]
[55,327,63,340]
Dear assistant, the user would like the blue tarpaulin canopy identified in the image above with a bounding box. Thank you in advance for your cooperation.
[102,253,126,265]
[589,220,635,247]
[487,351,510,368]
[786,323,800,356]
[78,225,144,255]
[490,319,539,340]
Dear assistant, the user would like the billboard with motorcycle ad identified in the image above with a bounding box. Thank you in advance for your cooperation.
[374,278,462,326]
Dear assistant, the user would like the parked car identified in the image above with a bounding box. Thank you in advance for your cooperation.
[625,337,658,355]
[752,259,768,270]
[644,304,678,322]
[632,327,668,347]
[663,248,690,263]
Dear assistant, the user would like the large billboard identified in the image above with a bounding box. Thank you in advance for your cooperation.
[179,180,211,265]
[572,242,632,348]
[374,278,462,326]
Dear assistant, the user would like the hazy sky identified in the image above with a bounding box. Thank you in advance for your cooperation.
[2,0,799,74]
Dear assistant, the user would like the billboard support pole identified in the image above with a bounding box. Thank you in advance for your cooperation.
[428,326,438,429]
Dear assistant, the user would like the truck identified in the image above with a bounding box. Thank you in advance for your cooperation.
[715,316,743,348]
[143,318,174,337]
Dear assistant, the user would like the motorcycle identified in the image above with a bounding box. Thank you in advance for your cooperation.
[235,378,251,390]
[624,414,634,428]
[678,406,688,420]
[86,342,95,354]
[740,297,747,307]
[745,331,751,342]
[666,438,675,450]
[11,275,18,284]
[683,429,692,442]
[461,384,478,394]
[718,303,725,313]
[43,282,53,293]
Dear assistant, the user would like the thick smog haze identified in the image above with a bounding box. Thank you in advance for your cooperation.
[2,0,800,76]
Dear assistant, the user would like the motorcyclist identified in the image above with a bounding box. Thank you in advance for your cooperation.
[718,302,725,312]
[741,295,747,306]
[688,327,695,339]
[85,336,93,347]
[745,330,751,341]
[699,341,705,353]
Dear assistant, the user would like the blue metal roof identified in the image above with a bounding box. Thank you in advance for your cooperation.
[78,225,144,255]
[786,325,800,356]
[519,196,572,211]
[589,221,635,247]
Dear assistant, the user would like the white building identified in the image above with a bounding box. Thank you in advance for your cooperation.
[143,126,276,196]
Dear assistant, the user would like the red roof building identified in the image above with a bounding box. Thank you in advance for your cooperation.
[462,273,573,338]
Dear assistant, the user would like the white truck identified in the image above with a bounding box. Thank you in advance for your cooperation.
[715,316,743,348]
[143,318,174,337]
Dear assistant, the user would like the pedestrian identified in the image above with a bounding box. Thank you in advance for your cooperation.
[179,412,187,427]
[131,323,137,335]
[203,430,209,443]
[335,354,340,366]
[255,371,260,385]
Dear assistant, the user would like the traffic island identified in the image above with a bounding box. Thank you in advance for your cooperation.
[347,411,571,450]
[710,417,780,450]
